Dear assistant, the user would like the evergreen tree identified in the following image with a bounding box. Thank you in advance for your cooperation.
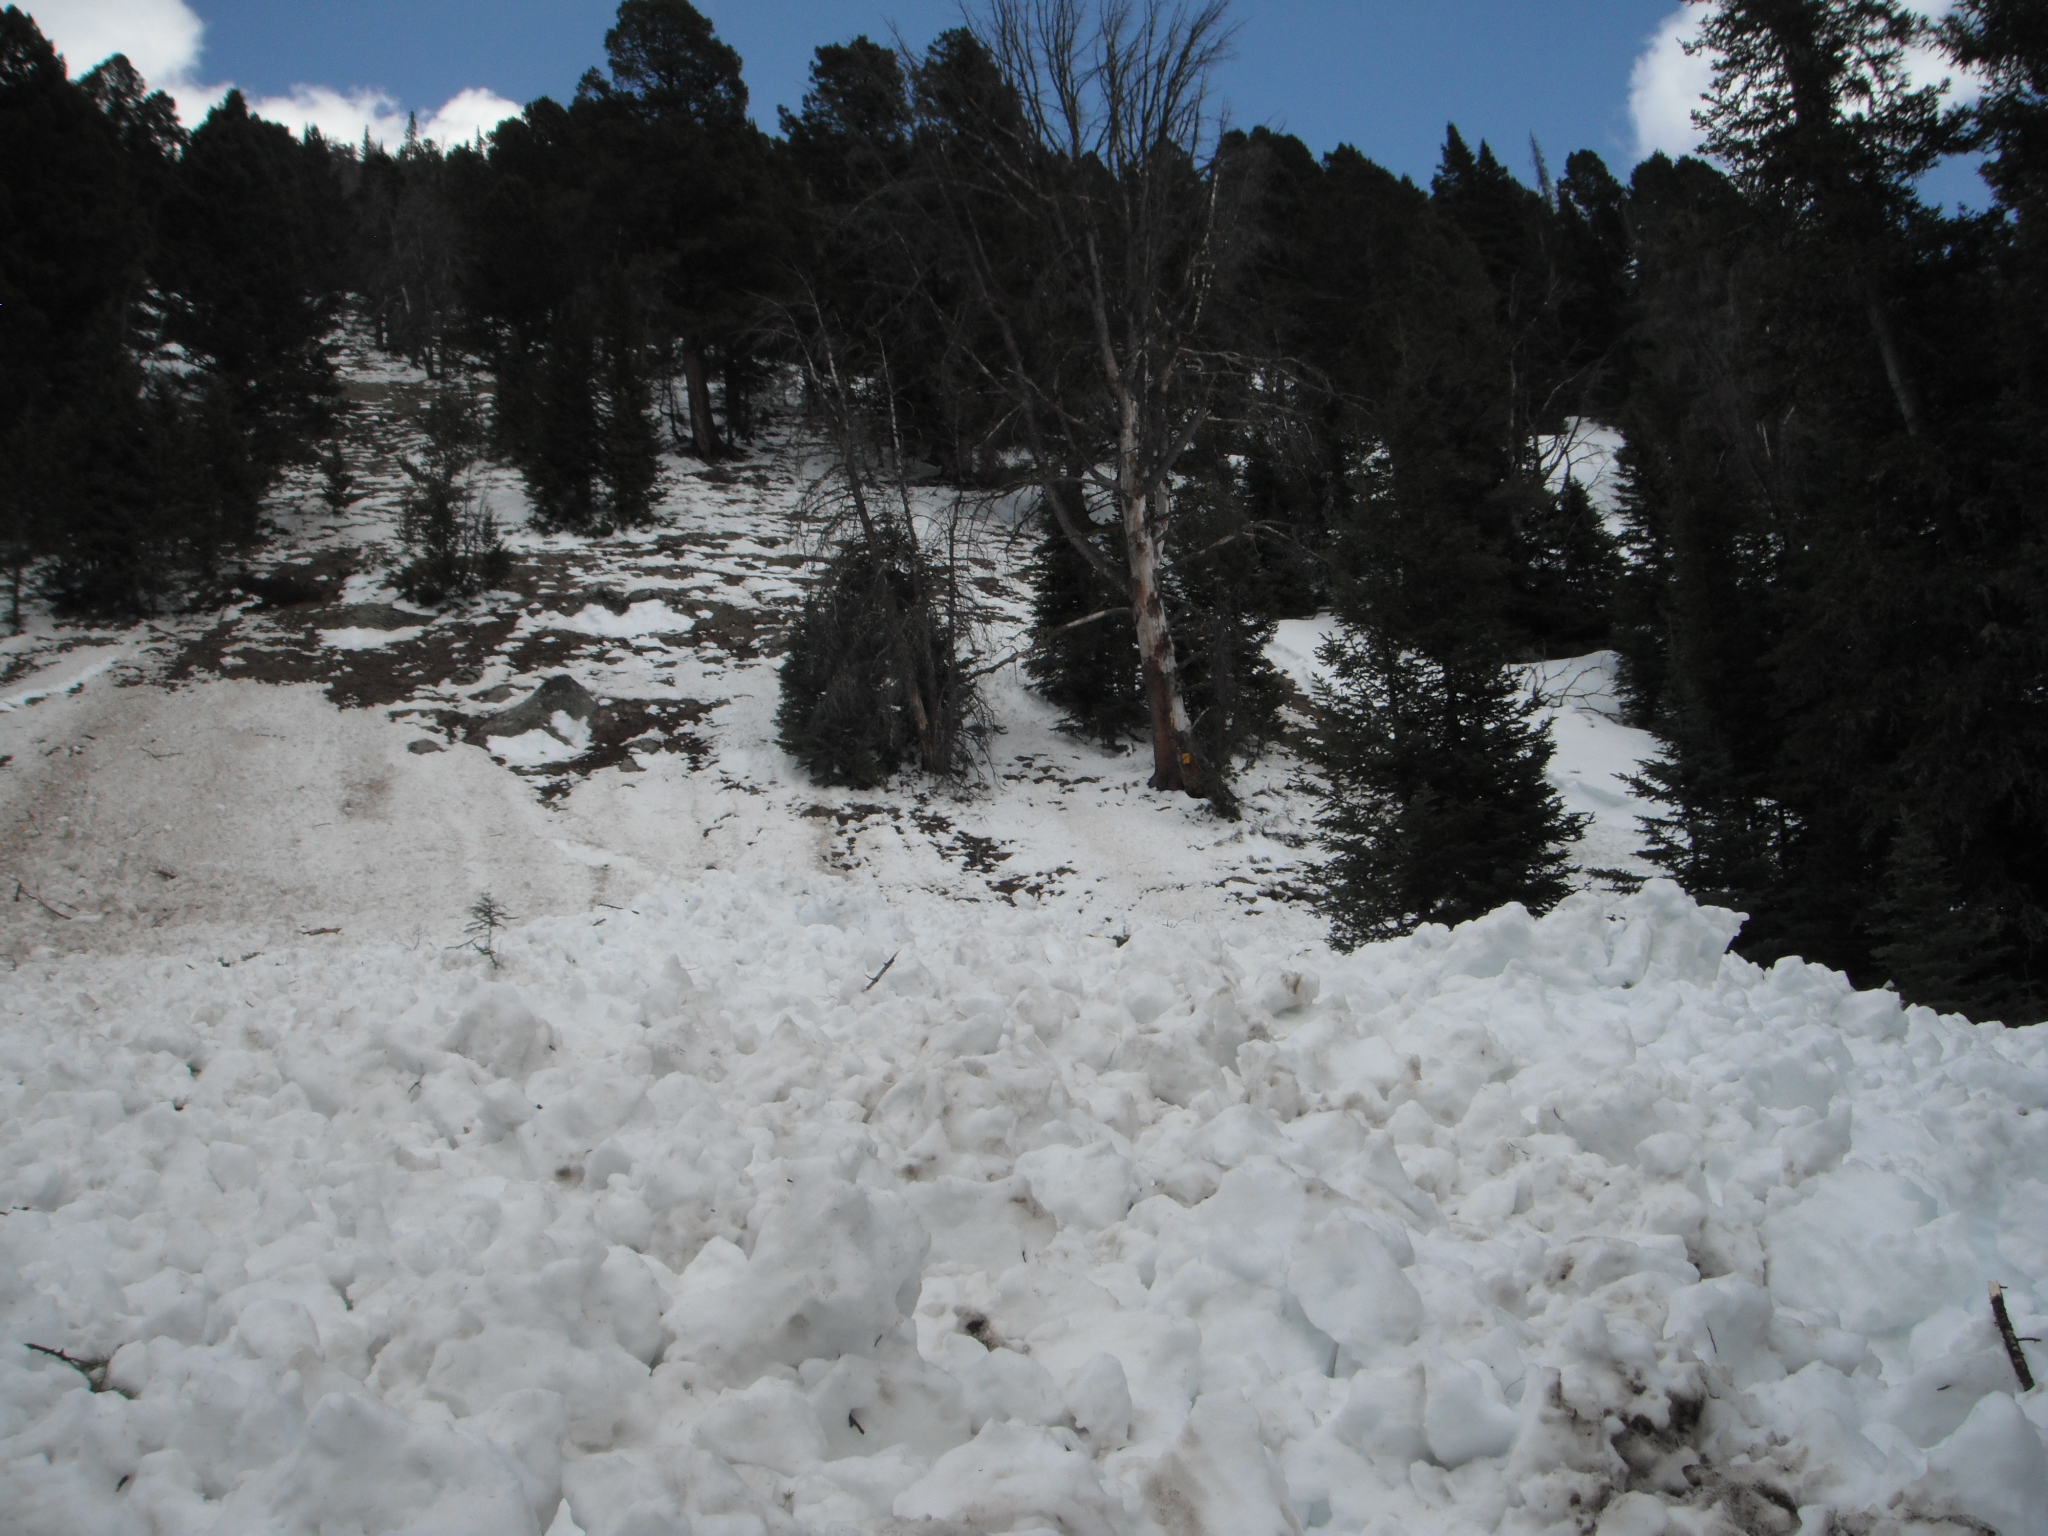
[0,12,306,614]
[156,90,345,468]
[594,0,790,460]
[775,530,934,788]
[596,279,662,527]
[780,35,910,205]
[1514,473,1622,653]
[1869,816,2023,1020]
[505,300,603,528]
[1307,628,1587,949]
[351,121,464,373]
[1164,454,1290,776]
[1023,484,1146,750]
[394,386,508,604]
[0,11,156,611]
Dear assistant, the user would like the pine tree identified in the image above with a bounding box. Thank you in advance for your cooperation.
[1023,485,1146,750]
[156,90,344,469]
[1310,626,1581,950]
[1307,628,1587,949]
[1514,474,1622,653]
[775,532,926,788]
[596,280,661,527]
[394,386,508,604]
[507,303,603,528]
[1869,816,2022,1019]
[1163,456,1289,780]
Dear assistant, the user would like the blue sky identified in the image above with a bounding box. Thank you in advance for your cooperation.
[34,0,1984,202]
[165,0,1684,183]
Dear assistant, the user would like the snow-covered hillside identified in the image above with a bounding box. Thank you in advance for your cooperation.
[2,342,2043,1536]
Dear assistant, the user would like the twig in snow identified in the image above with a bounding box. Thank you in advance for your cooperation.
[1992,1282,2035,1391]
[13,880,79,921]
[863,952,900,992]
[462,893,512,968]
[25,1343,123,1395]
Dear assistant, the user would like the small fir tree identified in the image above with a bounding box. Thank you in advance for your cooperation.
[1023,486,1145,750]
[394,387,508,604]
[596,289,661,527]
[464,893,511,968]
[318,445,357,514]
[775,532,927,788]
[1164,460,1290,783]
[1307,628,1588,949]
[1514,474,1622,654]
[1869,816,2036,1021]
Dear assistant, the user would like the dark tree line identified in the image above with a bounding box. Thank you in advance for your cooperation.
[1,11,346,619]
[6,0,2045,1018]
[1605,0,2048,1021]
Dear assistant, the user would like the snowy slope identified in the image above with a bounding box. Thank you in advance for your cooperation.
[2,340,2045,1536]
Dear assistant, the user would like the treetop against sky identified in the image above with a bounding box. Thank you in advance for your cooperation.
[21,0,1749,180]
[24,0,1985,201]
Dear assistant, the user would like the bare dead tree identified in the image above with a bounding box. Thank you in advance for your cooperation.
[917,0,1250,803]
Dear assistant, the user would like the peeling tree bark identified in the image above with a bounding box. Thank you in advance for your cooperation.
[1122,474,1200,796]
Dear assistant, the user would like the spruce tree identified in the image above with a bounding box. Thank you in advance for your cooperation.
[596,281,661,527]
[1869,816,2026,1020]
[394,387,508,604]
[1163,456,1289,777]
[1514,473,1621,653]
[1307,629,1587,949]
[1023,485,1145,750]
[775,532,926,788]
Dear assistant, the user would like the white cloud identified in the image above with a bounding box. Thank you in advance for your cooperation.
[419,87,522,147]
[26,0,202,86]
[26,0,516,147]
[1628,1,1982,166]
[248,84,520,150]
[1628,9,1712,163]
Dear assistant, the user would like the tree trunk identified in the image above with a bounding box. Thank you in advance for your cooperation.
[723,347,753,442]
[1863,277,1925,439]
[680,336,722,460]
[1123,475,1205,799]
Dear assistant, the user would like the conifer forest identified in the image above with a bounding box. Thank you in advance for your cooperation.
[5,0,2046,1023]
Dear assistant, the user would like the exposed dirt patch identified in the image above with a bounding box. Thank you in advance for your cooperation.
[912,809,1013,875]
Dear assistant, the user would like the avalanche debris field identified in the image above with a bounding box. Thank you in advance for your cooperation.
[1,341,2044,1536]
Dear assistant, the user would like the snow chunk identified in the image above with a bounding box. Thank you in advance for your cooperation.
[895,1419,1125,1536]
[663,1160,928,1383]
[211,1393,539,1536]
[533,600,694,638]
[444,985,559,1078]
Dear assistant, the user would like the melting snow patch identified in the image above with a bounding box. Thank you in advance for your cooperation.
[489,711,591,766]
[2,875,2045,1534]
[531,601,695,639]
[318,625,425,650]
[0,648,124,712]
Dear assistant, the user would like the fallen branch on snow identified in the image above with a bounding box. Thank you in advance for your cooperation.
[1992,1282,2036,1391]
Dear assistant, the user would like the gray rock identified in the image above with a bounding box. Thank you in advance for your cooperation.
[330,603,427,631]
[472,675,598,744]
[407,739,446,755]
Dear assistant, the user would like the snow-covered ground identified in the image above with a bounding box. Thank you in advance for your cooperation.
[2,341,2044,1535]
